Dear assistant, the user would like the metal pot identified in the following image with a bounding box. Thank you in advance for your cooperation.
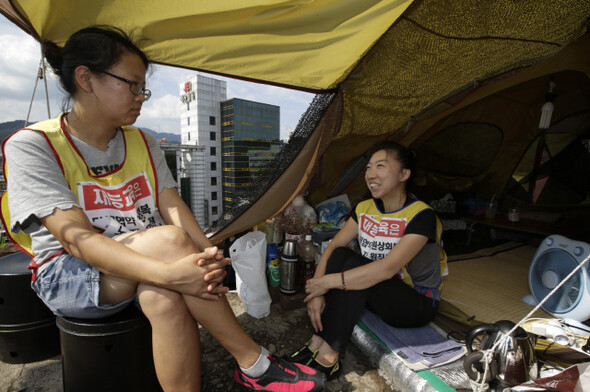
[279,240,299,295]
[463,320,538,388]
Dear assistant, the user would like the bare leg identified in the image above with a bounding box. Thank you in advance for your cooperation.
[309,335,339,365]
[137,284,202,391]
[182,294,261,368]
[316,341,339,366]
[98,225,196,305]
[101,225,262,391]
[309,335,323,351]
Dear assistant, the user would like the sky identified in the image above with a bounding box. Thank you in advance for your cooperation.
[0,15,315,140]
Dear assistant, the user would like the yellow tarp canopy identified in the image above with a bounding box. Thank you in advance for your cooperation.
[1,0,413,91]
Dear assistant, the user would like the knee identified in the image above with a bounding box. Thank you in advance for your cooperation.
[157,225,196,252]
[137,284,188,321]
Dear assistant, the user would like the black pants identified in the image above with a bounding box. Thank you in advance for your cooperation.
[317,247,439,353]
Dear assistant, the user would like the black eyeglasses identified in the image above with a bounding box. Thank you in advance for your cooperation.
[101,71,152,101]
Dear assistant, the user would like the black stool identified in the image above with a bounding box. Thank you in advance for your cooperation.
[57,303,162,392]
[0,251,60,363]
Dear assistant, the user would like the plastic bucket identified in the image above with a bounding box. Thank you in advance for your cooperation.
[57,304,162,392]
[0,251,60,363]
[0,319,60,363]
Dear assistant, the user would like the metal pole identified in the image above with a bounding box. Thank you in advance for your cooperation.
[41,44,51,119]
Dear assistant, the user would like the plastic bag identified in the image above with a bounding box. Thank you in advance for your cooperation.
[229,231,271,318]
[284,195,317,228]
[315,194,351,226]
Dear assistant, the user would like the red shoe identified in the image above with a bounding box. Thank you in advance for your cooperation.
[234,353,326,391]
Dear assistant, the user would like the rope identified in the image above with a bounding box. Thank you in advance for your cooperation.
[471,250,590,392]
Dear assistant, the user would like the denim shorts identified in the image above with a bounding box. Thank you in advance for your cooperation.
[31,253,136,319]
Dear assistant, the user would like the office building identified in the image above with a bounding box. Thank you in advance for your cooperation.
[220,98,280,212]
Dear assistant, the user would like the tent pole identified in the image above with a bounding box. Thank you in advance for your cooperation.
[41,44,51,119]
[528,134,546,202]
[24,59,42,127]
[529,78,556,201]
[25,45,51,127]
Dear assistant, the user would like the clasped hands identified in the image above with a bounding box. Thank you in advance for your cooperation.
[198,246,230,294]
[167,246,230,300]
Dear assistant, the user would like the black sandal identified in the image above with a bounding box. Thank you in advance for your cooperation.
[284,341,318,366]
[310,357,342,380]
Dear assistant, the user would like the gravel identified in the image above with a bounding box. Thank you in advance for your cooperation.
[0,292,399,392]
[201,292,399,392]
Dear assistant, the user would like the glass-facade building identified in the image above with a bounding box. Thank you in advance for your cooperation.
[221,98,280,212]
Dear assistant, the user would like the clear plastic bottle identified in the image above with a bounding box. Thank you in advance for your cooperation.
[300,234,316,283]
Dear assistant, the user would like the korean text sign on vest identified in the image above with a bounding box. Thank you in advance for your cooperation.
[358,214,407,261]
[78,172,162,237]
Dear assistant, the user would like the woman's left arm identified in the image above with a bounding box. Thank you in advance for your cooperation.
[305,233,428,300]
[158,187,213,251]
[157,187,230,291]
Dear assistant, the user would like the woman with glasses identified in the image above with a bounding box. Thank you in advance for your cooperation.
[2,26,325,392]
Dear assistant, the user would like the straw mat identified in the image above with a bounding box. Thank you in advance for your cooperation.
[441,243,550,324]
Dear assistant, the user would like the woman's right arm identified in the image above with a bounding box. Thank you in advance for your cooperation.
[306,217,358,332]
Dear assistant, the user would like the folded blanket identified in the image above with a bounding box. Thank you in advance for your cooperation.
[359,310,466,371]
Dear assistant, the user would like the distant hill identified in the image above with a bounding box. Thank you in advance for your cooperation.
[0,120,180,144]
[140,128,181,144]
[0,120,27,142]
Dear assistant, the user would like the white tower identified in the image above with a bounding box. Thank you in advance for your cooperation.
[179,74,227,226]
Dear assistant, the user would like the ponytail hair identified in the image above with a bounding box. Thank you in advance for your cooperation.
[368,141,416,182]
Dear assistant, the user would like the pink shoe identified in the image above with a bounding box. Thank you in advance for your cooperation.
[234,353,326,391]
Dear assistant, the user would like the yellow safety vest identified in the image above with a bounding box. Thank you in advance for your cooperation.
[356,199,447,292]
[1,115,163,258]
